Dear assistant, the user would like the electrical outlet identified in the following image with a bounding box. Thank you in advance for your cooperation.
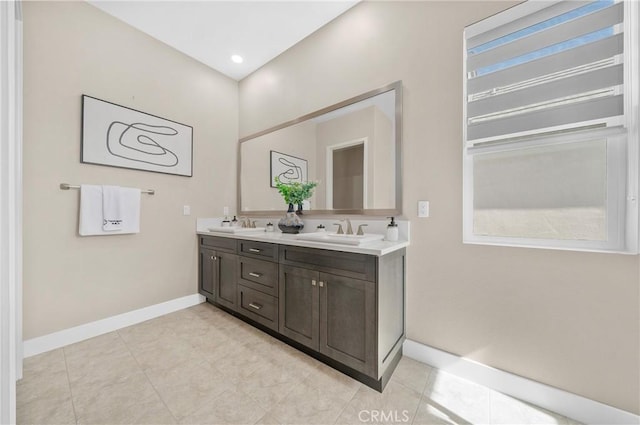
[418,201,429,218]
[183,205,191,216]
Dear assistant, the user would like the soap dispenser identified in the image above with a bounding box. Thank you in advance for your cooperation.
[386,217,399,242]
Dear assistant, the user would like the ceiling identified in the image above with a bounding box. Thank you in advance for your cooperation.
[89,1,358,81]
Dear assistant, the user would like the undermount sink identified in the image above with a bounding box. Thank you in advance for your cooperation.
[207,227,265,234]
[296,232,385,246]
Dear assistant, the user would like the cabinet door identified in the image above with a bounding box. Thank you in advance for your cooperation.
[319,272,376,377]
[199,247,216,298]
[214,252,238,311]
[279,265,319,350]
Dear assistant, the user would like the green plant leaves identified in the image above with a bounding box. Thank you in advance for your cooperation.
[274,177,318,205]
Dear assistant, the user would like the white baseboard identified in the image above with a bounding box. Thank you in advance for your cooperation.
[24,294,205,358]
[403,339,639,425]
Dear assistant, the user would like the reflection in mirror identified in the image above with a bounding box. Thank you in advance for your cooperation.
[240,82,402,215]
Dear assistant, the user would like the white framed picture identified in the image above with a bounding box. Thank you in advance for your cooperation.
[270,150,308,187]
[81,95,193,177]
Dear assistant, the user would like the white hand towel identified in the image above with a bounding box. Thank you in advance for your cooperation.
[102,185,123,231]
[79,185,141,236]
[79,185,103,236]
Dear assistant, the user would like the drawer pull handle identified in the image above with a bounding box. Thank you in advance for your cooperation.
[319,281,324,287]
[249,248,262,253]
[249,302,262,310]
[248,272,262,278]
[311,280,316,286]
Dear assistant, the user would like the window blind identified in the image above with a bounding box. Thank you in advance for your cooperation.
[465,0,625,145]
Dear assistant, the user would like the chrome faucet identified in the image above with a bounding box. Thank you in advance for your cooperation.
[238,216,251,228]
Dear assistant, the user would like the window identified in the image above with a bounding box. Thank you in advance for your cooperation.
[463,0,639,253]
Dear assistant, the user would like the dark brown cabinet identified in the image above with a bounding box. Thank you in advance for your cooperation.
[198,234,405,391]
[278,244,404,385]
[279,265,319,349]
[279,265,376,377]
[214,251,238,310]
[237,284,278,331]
[319,273,376,377]
[199,248,216,298]
[198,236,238,311]
[238,256,278,297]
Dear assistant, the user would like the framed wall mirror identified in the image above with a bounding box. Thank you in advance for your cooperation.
[239,81,402,216]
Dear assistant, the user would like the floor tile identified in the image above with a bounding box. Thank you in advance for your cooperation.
[147,359,239,420]
[413,395,470,425]
[127,333,203,373]
[179,388,265,425]
[63,331,123,360]
[240,359,301,411]
[17,368,71,407]
[22,348,67,376]
[266,379,351,425]
[17,392,76,425]
[118,318,180,352]
[302,361,361,402]
[423,370,491,425]
[390,356,432,394]
[72,370,175,424]
[64,333,140,390]
[335,381,421,425]
[17,303,578,425]
[214,341,271,380]
[254,412,284,425]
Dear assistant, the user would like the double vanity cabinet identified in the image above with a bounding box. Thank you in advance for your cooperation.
[198,232,407,391]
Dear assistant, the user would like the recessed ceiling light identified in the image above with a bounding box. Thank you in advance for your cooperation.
[231,55,243,64]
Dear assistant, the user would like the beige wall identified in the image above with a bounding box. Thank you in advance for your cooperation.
[23,2,238,339]
[239,1,640,414]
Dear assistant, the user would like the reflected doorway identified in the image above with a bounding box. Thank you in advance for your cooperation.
[326,138,367,210]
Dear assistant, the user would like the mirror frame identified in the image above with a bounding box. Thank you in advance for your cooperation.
[238,80,403,216]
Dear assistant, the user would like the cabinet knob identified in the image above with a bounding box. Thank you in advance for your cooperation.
[319,281,324,287]
[211,256,217,261]
[311,280,316,286]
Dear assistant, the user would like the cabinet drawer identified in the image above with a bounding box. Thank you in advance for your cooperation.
[279,245,376,282]
[200,235,237,253]
[238,257,278,297]
[237,284,278,331]
[238,240,278,261]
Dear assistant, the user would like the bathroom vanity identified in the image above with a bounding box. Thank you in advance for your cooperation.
[197,230,407,391]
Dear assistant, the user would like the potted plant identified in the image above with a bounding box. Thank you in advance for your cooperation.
[274,177,318,233]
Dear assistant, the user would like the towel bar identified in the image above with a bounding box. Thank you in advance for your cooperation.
[59,183,155,195]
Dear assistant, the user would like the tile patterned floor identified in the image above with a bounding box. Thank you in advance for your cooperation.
[17,303,582,425]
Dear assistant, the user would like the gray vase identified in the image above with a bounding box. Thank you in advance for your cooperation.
[278,203,304,234]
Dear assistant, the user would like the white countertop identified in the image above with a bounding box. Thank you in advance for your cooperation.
[196,227,409,256]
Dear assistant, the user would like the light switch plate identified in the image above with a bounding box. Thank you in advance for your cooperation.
[223,206,229,216]
[418,201,429,217]
[183,205,191,216]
